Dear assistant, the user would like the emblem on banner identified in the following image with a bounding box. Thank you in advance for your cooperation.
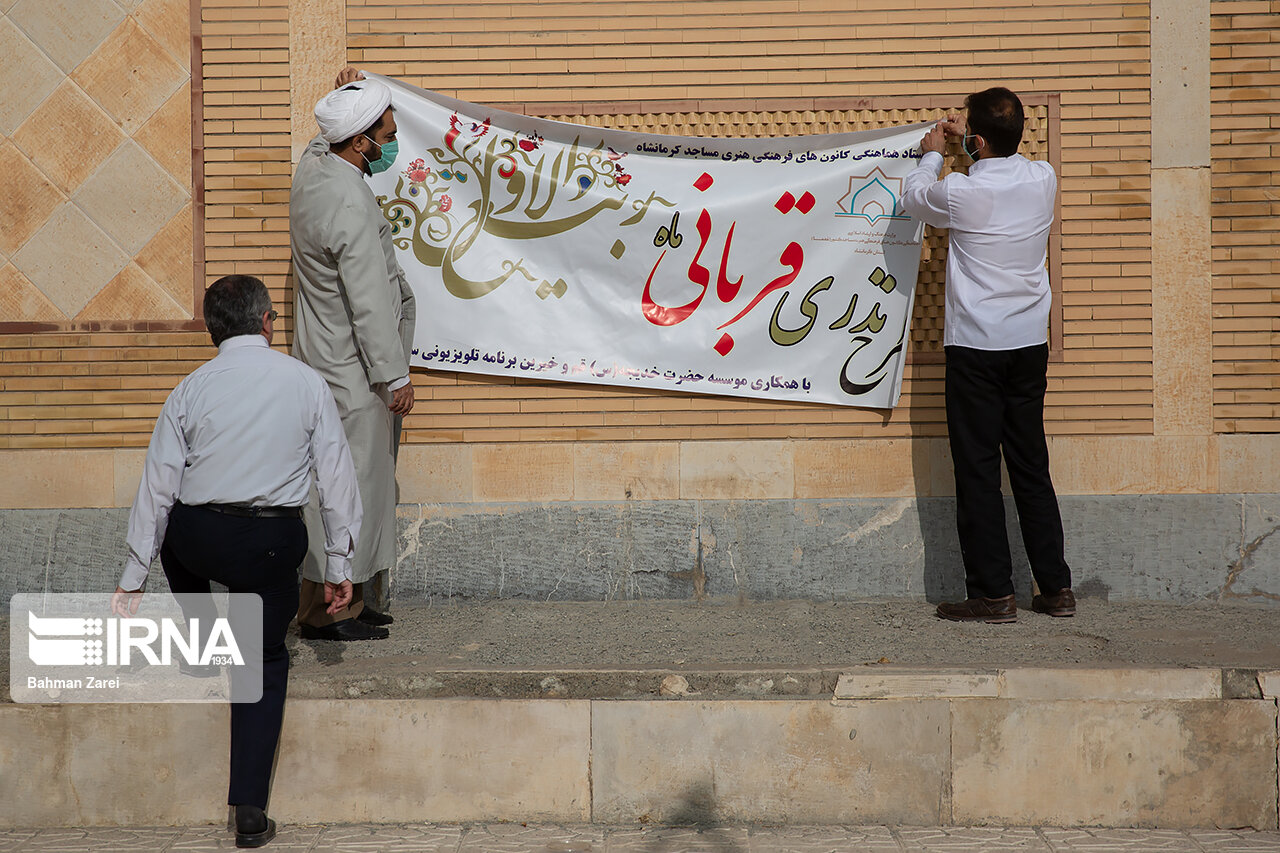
[835,168,912,225]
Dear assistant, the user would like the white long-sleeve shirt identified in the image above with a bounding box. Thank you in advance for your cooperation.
[901,150,1057,350]
[120,335,362,590]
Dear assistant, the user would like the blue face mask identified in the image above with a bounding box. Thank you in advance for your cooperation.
[361,135,399,174]
[961,132,982,162]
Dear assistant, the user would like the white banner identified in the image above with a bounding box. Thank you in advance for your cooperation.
[371,74,927,408]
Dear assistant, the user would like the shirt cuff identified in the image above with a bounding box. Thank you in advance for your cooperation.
[919,151,944,172]
[387,375,410,392]
[118,559,150,592]
[324,554,354,585]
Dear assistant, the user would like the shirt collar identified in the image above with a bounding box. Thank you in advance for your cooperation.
[968,153,1018,175]
[218,334,270,354]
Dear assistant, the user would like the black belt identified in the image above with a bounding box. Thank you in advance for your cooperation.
[200,503,303,519]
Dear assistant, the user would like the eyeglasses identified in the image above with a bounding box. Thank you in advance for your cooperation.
[267,309,278,321]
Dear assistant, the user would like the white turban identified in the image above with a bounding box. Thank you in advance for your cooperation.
[314,78,392,144]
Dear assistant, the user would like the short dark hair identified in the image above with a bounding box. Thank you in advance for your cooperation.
[964,87,1025,157]
[203,275,271,346]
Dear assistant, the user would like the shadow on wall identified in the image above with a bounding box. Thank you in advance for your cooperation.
[907,426,1041,604]
[642,782,744,852]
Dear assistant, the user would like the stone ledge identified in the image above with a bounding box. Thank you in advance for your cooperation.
[834,667,1224,701]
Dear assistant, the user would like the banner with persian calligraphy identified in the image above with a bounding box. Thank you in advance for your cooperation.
[369,74,928,408]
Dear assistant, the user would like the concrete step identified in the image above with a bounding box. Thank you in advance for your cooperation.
[4,601,1279,831]
[3,668,1278,830]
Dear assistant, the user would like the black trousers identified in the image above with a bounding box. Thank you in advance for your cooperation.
[160,501,305,809]
[945,344,1071,600]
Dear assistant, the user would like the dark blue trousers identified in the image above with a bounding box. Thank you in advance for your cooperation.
[945,343,1071,600]
[160,501,305,809]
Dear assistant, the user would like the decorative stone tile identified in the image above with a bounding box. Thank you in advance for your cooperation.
[71,17,185,134]
[20,828,185,850]
[0,142,65,256]
[605,827,751,853]
[133,82,192,188]
[1040,828,1198,850]
[748,826,900,852]
[75,262,187,321]
[0,17,63,136]
[0,262,66,322]
[133,204,195,312]
[895,827,1051,850]
[132,0,190,70]
[168,824,322,851]
[11,81,124,194]
[458,824,605,853]
[1188,830,1280,851]
[313,823,465,852]
[0,829,39,851]
[10,202,128,317]
[6,0,125,73]
[73,140,187,255]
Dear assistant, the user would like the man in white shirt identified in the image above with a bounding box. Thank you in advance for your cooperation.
[290,67,416,640]
[901,87,1074,624]
[111,274,362,848]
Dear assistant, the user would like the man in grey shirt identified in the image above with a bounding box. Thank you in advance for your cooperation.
[113,274,361,848]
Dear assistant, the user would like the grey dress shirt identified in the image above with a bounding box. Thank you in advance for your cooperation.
[120,335,362,590]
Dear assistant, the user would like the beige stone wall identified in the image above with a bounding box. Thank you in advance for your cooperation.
[0,0,1276,507]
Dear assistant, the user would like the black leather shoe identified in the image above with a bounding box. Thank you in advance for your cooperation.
[356,606,394,626]
[234,804,276,848]
[299,618,389,641]
[1032,587,1076,617]
[936,594,1017,624]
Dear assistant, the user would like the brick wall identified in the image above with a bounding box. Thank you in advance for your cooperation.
[348,0,1155,441]
[1211,0,1280,433]
[1,0,1277,503]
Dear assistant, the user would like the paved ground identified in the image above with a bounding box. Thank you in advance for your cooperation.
[4,824,1280,852]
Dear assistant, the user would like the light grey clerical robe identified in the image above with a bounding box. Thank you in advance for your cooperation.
[290,136,415,585]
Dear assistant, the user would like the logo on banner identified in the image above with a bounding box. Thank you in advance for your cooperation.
[835,168,912,225]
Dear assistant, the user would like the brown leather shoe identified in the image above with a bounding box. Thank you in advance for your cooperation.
[936,594,1017,624]
[1032,587,1076,617]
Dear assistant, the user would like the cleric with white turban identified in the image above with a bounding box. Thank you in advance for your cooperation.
[313,77,393,144]
[288,68,415,641]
